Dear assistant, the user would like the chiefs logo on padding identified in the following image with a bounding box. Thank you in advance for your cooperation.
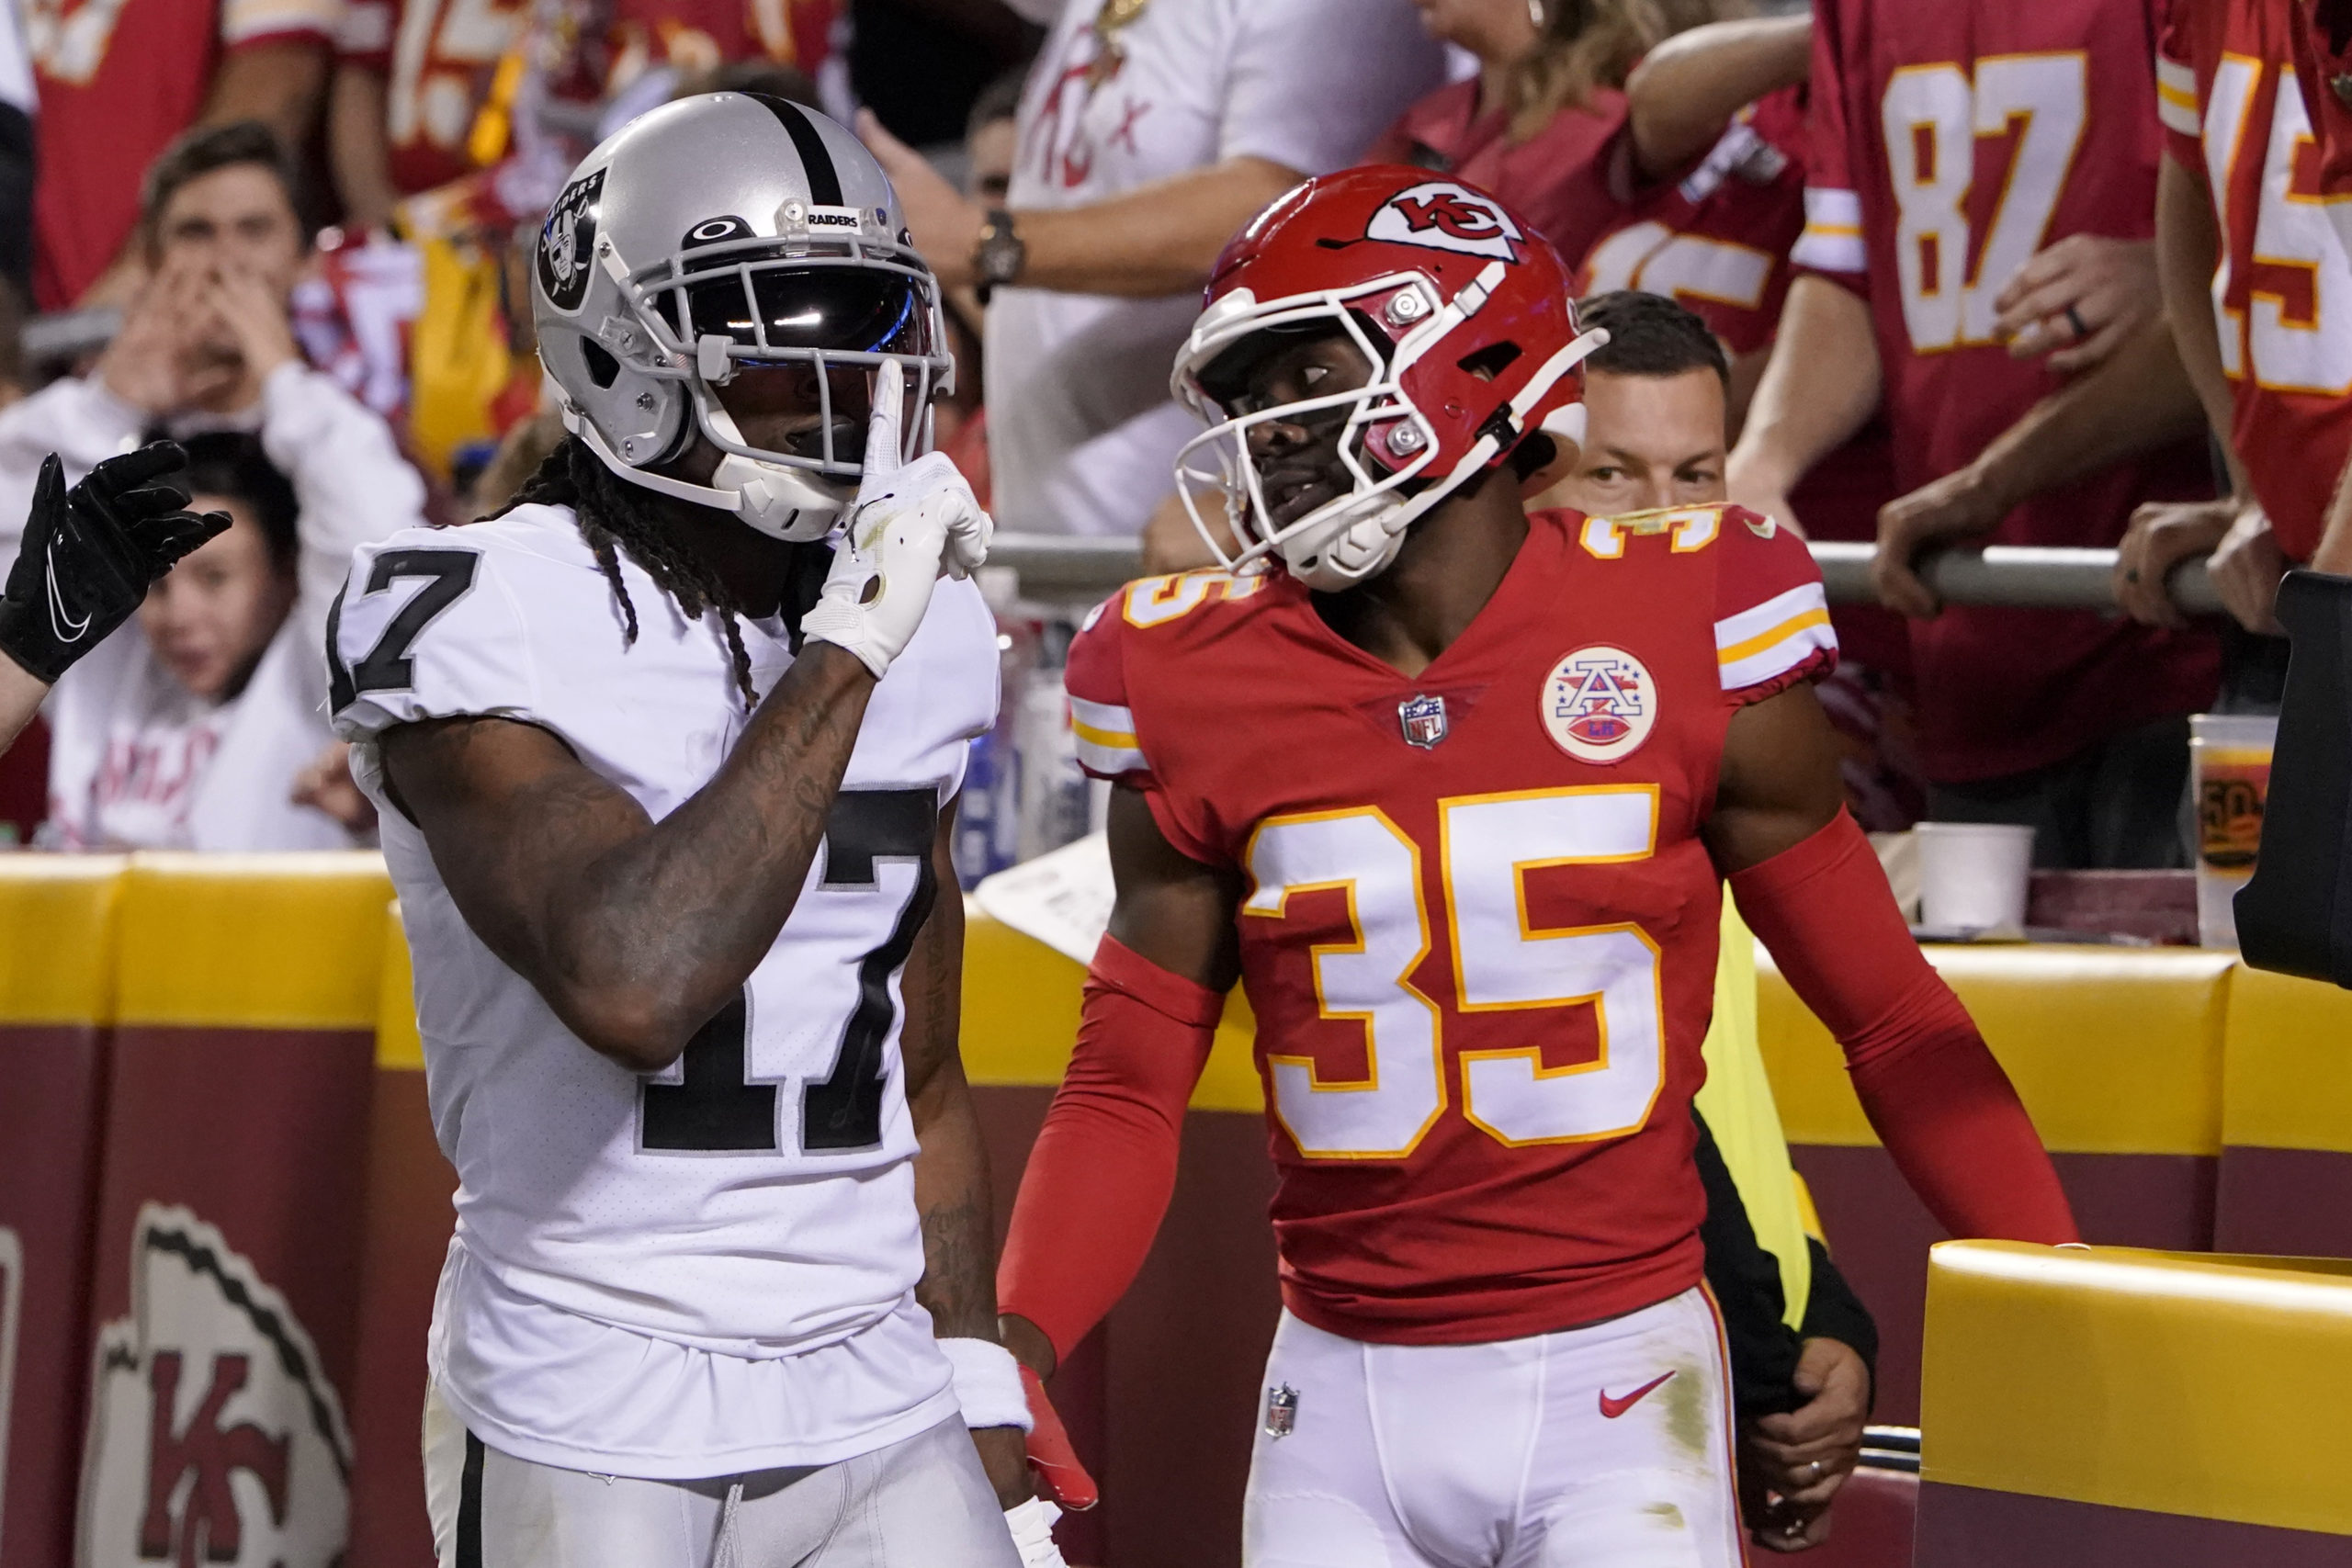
[1366,182,1523,262]
[79,1205,350,1567]
[1543,646,1657,763]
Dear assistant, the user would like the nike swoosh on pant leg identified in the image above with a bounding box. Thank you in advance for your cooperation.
[1598,1370,1678,1419]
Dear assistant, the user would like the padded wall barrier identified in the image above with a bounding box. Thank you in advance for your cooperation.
[1915,1241,2352,1563]
[74,852,389,1567]
[1758,944,2235,1424]
[0,857,122,1568]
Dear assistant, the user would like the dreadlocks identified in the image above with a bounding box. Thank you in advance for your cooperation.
[494,434,760,704]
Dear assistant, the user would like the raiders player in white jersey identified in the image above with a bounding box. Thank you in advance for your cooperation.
[330,96,1064,1567]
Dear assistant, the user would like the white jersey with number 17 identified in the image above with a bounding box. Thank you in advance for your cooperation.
[329,502,997,1477]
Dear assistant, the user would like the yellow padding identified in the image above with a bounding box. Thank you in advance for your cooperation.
[2223,965,2352,1155]
[1758,944,2233,1155]
[958,909,1262,1111]
[377,903,423,1070]
[1696,898,1810,1327]
[1923,1241,2352,1535]
[114,852,394,1029]
[0,855,125,1023]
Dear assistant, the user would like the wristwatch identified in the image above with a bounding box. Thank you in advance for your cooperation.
[973,209,1025,305]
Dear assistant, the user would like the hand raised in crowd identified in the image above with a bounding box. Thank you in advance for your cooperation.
[2113,497,2236,629]
[96,256,211,415]
[856,109,986,290]
[1740,1336,1871,1553]
[1872,464,2007,618]
[1990,235,2161,375]
[2206,505,2289,636]
[206,264,302,387]
[0,443,230,685]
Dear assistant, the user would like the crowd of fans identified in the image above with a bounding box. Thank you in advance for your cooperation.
[0,0,2312,873]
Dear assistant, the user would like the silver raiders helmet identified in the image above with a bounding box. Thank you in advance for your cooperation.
[529,92,953,541]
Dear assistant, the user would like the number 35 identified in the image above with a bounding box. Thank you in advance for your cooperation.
[1245,786,1666,1161]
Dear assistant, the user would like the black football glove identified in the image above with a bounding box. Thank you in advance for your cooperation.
[0,442,231,684]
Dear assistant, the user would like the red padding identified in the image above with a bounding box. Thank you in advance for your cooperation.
[996,935,1222,1364]
[1730,811,2079,1245]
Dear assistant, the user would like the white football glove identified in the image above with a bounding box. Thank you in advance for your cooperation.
[1004,1496,1068,1568]
[799,359,992,678]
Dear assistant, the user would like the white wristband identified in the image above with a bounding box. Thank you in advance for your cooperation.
[1004,1495,1067,1567]
[942,1337,1032,1431]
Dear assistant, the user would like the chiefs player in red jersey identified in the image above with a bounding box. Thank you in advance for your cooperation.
[2119,0,2352,652]
[993,166,2075,1566]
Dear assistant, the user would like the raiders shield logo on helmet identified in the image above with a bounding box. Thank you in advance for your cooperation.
[1543,646,1657,762]
[79,1205,351,1567]
[1364,181,1523,263]
[537,167,607,314]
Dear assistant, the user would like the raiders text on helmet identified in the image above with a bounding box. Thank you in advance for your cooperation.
[530,93,953,541]
[1170,166,1605,591]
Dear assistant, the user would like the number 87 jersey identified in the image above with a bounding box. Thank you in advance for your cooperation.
[1067,503,1836,1345]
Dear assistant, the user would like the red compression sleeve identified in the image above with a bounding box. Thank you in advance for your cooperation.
[1729,810,2079,1244]
[997,935,1223,1364]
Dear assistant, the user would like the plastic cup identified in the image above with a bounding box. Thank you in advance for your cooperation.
[2190,713,2277,949]
[1914,822,2036,932]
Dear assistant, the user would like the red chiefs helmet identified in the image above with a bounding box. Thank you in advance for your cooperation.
[1170,165,1602,591]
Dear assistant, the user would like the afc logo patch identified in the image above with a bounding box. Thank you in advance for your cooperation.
[79,1205,350,1567]
[1543,646,1657,763]
[1365,181,1523,262]
[537,166,606,313]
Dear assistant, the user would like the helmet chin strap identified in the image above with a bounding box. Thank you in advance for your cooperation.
[565,402,851,543]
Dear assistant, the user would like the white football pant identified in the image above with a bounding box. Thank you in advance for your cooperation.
[424,1384,1022,1567]
[1243,1287,1743,1568]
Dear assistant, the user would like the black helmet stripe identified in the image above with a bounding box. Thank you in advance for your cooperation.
[748,93,843,208]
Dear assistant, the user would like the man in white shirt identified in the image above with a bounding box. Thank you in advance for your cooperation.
[0,119,429,847]
[863,0,1445,538]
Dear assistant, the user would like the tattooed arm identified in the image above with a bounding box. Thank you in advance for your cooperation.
[901,801,1031,1507]
[376,642,876,1071]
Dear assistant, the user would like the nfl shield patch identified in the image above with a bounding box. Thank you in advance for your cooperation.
[1542,646,1657,762]
[1265,1383,1300,1438]
[1398,694,1448,749]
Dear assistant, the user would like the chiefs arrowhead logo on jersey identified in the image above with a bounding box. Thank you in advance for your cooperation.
[1544,646,1657,763]
[79,1205,351,1567]
[538,167,606,314]
[1365,181,1523,262]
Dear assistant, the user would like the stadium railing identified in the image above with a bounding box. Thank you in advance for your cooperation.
[984,532,2227,615]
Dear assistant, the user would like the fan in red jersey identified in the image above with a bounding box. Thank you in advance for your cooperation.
[1732,0,2220,868]
[994,165,2076,1566]
[2124,0,2352,654]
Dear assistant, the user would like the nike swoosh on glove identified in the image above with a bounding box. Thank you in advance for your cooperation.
[0,442,230,685]
[798,360,992,679]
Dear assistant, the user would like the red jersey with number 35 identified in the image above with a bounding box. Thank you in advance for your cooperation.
[2163,0,2352,559]
[1063,505,1837,1345]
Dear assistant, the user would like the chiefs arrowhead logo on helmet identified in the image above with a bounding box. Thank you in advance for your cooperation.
[1365,181,1523,262]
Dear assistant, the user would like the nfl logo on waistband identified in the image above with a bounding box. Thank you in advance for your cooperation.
[1265,1383,1300,1438]
[1398,694,1448,749]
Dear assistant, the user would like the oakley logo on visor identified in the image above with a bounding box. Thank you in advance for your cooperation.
[1366,181,1521,262]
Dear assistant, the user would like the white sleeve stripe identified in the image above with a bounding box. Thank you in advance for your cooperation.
[1791,230,1868,274]
[1074,738,1148,776]
[1803,187,1862,228]
[1719,623,1839,693]
[2157,96,2200,136]
[2155,56,2198,94]
[1068,695,1135,737]
[1716,582,1830,649]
